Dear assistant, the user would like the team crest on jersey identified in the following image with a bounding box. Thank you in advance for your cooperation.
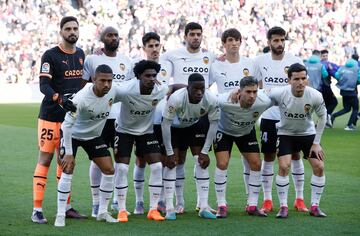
[304,104,311,113]
[168,106,175,114]
[203,56,209,65]
[152,99,159,107]
[253,111,259,118]
[160,69,167,77]
[109,98,113,107]
[200,108,206,116]
[243,68,250,77]
[79,58,83,65]
[119,63,126,71]
[41,62,50,73]
[284,66,290,75]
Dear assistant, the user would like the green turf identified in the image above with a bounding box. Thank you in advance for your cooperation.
[0,103,359,235]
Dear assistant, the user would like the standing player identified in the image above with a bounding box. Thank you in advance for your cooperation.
[82,26,133,217]
[162,73,220,220]
[253,26,307,213]
[320,50,339,127]
[267,63,327,218]
[161,22,216,213]
[214,76,270,218]
[113,60,168,223]
[31,16,86,224]
[132,32,172,215]
[209,28,255,206]
[55,64,120,227]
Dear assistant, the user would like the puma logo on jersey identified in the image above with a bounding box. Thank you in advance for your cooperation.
[264,77,288,84]
[220,72,227,76]
[182,67,209,73]
[263,67,268,71]
[62,60,68,65]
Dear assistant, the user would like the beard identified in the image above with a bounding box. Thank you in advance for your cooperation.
[270,45,284,55]
[104,41,119,52]
[64,35,78,44]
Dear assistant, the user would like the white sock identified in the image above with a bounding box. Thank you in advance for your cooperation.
[57,173,72,216]
[133,165,145,203]
[114,163,129,211]
[89,161,101,205]
[247,170,261,207]
[193,162,200,208]
[276,175,289,207]
[291,159,305,200]
[311,175,325,206]
[261,160,274,201]
[98,174,114,214]
[195,157,210,210]
[163,166,176,210]
[149,162,163,210]
[214,167,227,207]
[175,164,185,206]
[159,167,165,203]
[242,157,250,197]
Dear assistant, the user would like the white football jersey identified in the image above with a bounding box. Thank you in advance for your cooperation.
[218,90,272,136]
[210,57,254,94]
[253,52,303,120]
[160,47,216,87]
[62,83,121,154]
[162,88,220,128]
[83,53,134,119]
[268,85,326,138]
[115,79,168,135]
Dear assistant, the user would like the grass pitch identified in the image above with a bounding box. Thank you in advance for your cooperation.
[0,103,359,235]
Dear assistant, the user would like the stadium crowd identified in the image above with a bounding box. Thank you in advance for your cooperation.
[1,0,359,84]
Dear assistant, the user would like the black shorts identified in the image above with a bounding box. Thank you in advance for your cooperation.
[153,124,166,155]
[115,132,161,157]
[60,137,110,160]
[213,128,259,153]
[101,119,115,148]
[171,119,209,151]
[260,118,279,153]
[277,135,316,159]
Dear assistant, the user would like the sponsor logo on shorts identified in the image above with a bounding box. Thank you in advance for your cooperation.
[195,134,205,138]
[41,62,50,73]
[147,140,159,145]
[40,140,45,147]
[95,144,107,149]
[248,141,258,145]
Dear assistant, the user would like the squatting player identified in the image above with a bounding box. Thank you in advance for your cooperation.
[31,16,86,224]
[267,63,327,218]
[161,73,220,220]
[214,76,270,218]
[55,64,121,227]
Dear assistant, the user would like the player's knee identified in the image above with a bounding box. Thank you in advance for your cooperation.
[278,162,290,176]
[248,159,261,171]
[264,153,276,162]
[102,166,115,175]
[216,161,228,170]
[177,158,185,165]
[312,162,324,176]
